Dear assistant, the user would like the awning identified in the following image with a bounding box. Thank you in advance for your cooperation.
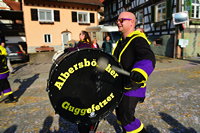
[0,10,23,20]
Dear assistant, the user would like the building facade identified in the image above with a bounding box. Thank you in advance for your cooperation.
[22,0,102,53]
[103,0,200,58]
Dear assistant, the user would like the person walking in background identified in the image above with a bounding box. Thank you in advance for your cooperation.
[0,42,17,103]
[0,42,14,74]
[91,38,100,48]
[102,35,113,54]
[18,44,26,54]
[113,12,156,132]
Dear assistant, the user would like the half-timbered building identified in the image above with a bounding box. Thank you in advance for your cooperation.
[103,0,200,58]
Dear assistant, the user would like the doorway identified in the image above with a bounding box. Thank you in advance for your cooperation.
[62,32,71,50]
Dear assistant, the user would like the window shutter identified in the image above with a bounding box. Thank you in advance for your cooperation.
[90,13,95,23]
[151,6,155,22]
[72,11,77,22]
[31,8,38,21]
[54,10,60,21]
[166,0,172,19]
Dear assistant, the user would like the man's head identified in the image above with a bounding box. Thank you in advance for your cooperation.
[116,12,136,37]
[0,42,5,47]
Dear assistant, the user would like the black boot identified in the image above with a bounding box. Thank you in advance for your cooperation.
[4,94,18,103]
[139,128,148,133]
[122,128,126,133]
[78,122,99,133]
[78,123,92,133]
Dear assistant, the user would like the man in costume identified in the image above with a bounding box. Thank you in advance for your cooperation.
[113,12,156,133]
[0,42,17,103]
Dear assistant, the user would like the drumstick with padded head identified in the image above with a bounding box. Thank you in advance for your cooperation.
[97,57,130,76]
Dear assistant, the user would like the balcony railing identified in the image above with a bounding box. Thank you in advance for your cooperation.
[0,24,25,36]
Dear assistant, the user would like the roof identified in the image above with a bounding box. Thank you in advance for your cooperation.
[24,0,103,6]
[3,0,21,11]
[56,0,102,5]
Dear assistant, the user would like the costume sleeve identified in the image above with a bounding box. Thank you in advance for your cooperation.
[0,46,8,56]
[131,37,156,81]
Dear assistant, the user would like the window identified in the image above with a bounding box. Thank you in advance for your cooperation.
[119,0,123,8]
[125,0,130,4]
[78,12,89,23]
[113,1,117,12]
[31,9,60,22]
[136,10,143,24]
[191,0,200,19]
[155,2,166,22]
[38,9,53,22]
[71,12,95,23]
[44,34,52,43]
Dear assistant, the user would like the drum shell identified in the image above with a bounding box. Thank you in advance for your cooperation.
[47,48,124,124]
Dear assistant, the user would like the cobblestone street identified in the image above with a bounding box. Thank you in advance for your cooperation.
[0,52,200,133]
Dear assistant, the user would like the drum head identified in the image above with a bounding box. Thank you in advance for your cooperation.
[47,48,124,124]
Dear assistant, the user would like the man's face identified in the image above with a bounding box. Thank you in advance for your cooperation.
[116,13,133,33]
[1,42,5,47]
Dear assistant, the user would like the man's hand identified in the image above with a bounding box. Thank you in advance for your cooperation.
[130,71,145,83]
[123,71,146,91]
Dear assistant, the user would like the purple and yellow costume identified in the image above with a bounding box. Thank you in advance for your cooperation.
[112,30,156,132]
[0,45,12,97]
[66,40,91,52]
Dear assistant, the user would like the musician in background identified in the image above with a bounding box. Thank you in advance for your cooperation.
[65,30,92,53]
[0,42,17,103]
[113,12,156,133]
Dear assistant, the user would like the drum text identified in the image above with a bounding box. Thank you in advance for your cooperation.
[54,58,119,90]
[61,92,115,116]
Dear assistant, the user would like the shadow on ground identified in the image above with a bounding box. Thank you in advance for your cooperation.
[3,125,17,133]
[13,63,27,72]
[13,73,39,100]
[3,112,198,133]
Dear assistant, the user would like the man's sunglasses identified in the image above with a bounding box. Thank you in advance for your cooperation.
[116,18,132,23]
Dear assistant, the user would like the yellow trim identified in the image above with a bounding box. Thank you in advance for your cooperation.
[127,30,140,37]
[117,120,122,125]
[131,68,148,81]
[124,81,146,89]
[127,31,151,44]
[118,35,139,62]
[124,87,132,90]
[0,46,8,56]
[0,70,9,74]
[127,123,144,133]
[3,91,13,96]
[114,31,151,63]
[112,40,119,55]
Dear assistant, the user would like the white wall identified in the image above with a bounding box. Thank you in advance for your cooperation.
[5,36,26,44]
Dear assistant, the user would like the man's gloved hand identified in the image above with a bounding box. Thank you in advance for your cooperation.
[130,71,145,83]
[123,71,146,91]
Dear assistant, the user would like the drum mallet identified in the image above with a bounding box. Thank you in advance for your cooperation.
[97,57,130,76]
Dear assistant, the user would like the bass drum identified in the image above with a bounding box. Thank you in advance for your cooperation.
[47,48,124,124]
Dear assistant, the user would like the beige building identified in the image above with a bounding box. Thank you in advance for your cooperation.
[22,0,102,53]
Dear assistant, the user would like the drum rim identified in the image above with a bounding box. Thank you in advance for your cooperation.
[47,48,124,123]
